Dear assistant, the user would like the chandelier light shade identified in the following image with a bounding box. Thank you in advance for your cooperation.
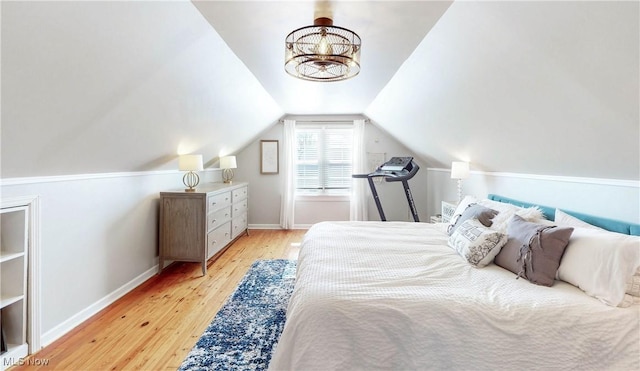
[285,17,361,82]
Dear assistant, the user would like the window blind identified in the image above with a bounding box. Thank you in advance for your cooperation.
[296,125,353,192]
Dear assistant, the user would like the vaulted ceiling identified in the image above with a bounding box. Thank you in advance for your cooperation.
[1,1,638,180]
[193,0,453,114]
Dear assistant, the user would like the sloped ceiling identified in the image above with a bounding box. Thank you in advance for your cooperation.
[193,0,453,114]
[2,1,638,181]
[1,0,282,178]
[365,0,639,179]
[194,0,639,180]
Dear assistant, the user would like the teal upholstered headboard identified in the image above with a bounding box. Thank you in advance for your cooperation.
[487,194,640,236]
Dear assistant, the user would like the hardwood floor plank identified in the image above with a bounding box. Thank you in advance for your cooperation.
[11,229,306,371]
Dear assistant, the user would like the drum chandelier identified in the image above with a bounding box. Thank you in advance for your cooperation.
[285,17,361,82]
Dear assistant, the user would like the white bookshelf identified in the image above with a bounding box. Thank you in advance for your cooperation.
[1,205,29,369]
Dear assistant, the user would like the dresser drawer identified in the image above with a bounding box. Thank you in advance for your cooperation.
[232,186,248,202]
[233,199,248,217]
[232,214,248,239]
[207,206,231,232]
[207,222,231,259]
[208,191,231,212]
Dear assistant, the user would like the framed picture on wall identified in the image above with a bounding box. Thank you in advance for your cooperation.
[260,140,279,174]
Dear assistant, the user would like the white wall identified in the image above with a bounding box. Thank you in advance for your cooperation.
[234,118,429,228]
[0,170,220,346]
[427,169,640,224]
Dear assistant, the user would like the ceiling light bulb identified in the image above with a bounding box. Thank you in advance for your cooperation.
[315,28,332,55]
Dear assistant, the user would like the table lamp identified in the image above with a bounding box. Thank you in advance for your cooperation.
[179,154,203,192]
[451,161,470,203]
[220,156,237,184]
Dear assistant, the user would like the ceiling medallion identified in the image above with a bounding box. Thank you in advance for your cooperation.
[285,17,361,82]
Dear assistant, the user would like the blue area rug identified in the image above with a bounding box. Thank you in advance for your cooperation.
[179,259,296,371]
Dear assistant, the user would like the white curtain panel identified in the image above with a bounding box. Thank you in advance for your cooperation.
[280,119,296,229]
[350,119,368,221]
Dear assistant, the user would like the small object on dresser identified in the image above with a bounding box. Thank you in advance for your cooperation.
[430,215,442,223]
[441,201,458,223]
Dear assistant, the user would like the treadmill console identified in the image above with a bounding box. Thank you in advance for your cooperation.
[379,157,414,172]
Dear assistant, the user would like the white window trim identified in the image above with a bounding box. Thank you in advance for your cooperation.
[295,193,351,202]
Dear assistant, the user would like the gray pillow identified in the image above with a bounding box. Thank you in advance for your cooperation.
[448,204,498,236]
[495,215,574,287]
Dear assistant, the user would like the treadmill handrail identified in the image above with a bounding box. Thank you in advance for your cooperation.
[384,161,419,182]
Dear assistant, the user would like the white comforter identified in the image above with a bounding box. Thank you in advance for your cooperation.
[269,221,640,371]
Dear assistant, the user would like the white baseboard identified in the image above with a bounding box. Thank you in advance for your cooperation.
[248,224,310,230]
[248,224,282,229]
[40,264,159,347]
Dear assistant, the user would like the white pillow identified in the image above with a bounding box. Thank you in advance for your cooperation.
[554,209,604,230]
[447,219,508,268]
[477,199,545,232]
[556,227,640,307]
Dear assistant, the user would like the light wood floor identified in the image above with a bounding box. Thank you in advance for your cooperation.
[12,229,306,371]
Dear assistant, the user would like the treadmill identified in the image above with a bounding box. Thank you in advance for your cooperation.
[353,156,420,222]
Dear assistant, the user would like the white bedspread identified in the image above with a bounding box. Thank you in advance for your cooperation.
[269,221,640,371]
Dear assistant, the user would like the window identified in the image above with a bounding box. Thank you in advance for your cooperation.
[296,125,353,194]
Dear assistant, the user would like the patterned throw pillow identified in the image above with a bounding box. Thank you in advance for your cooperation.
[448,219,508,267]
[448,204,499,236]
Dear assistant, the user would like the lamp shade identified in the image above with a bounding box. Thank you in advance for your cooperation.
[451,161,470,179]
[178,154,203,171]
[220,156,237,169]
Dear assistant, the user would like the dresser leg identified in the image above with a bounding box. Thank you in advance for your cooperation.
[201,262,207,276]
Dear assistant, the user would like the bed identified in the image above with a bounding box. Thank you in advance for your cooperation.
[269,195,640,370]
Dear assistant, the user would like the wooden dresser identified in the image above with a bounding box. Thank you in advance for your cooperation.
[159,182,248,275]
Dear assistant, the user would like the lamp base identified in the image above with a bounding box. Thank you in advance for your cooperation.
[222,168,234,184]
[183,171,200,192]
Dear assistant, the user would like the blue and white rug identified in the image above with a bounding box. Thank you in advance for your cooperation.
[179,259,296,371]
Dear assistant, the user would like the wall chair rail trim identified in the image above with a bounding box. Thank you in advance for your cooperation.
[1,169,222,186]
[429,168,639,188]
